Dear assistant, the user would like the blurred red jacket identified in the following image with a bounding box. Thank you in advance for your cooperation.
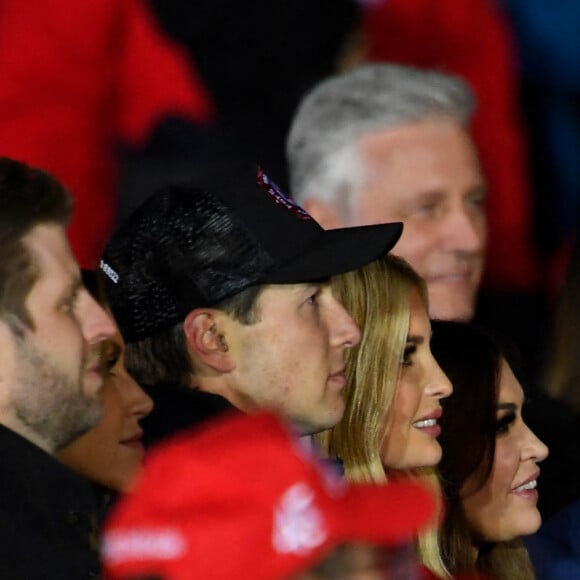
[0,0,213,267]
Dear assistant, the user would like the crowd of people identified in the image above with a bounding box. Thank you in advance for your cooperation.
[1,5,579,579]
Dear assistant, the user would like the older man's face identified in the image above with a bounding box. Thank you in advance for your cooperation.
[353,119,487,321]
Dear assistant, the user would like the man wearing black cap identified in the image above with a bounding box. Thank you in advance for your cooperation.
[102,163,401,440]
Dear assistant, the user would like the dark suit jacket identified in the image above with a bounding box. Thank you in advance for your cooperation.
[0,424,100,579]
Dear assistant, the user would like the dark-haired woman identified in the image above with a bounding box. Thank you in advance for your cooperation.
[431,321,548,580]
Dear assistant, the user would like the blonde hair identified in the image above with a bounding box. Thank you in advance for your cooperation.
[316,255,448,577]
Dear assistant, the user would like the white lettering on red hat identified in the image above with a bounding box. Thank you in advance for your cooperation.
[272,482,327,555]
[102,529,186,564]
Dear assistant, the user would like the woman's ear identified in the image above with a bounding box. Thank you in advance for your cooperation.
[183,309,235,372]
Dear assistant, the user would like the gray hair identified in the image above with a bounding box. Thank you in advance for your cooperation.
[286,64,475,221]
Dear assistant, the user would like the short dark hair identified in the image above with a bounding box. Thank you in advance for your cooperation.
[218,283,263,325]
[125,285,263,387]
[0,157,73,332]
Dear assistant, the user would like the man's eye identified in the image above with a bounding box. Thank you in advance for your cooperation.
[468,194,486,211]
[61,288,80,313]
[307,290,321,305]
[414,202,441,218]
[61,297,76,313]
[305,285,324,305]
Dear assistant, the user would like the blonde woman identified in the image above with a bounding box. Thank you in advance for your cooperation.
[318,254,452,577]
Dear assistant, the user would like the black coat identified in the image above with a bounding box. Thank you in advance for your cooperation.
[140,384,235,449]
[0,424,100,579]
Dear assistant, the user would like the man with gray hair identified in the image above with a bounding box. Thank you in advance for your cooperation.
[287,64,487,321]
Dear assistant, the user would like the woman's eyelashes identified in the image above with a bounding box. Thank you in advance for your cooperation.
[400,343,417,367]
[495,411,516,435]
[101,342,121,374]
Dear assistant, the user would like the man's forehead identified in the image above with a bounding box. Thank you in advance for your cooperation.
[355,123,483,200]
[357,117,469,144]
[357,120,478,168]
[23,224,80,287]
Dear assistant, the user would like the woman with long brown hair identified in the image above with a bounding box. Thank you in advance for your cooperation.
[431,321,548,580]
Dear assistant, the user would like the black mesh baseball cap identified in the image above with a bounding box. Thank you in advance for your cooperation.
[102,163,402,343]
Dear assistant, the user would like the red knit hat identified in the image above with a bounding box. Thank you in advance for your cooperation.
[101,412,437,579]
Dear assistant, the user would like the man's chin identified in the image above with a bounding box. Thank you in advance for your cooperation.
[292,408,345,437]
[428,291,476,322]
[52,397,103,450]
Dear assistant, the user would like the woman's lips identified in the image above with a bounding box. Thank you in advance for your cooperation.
[412,408,442,437]
[512,471,540,499]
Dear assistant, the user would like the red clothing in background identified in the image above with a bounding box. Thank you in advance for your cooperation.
[0,0,213,267]
[363,0,539,291]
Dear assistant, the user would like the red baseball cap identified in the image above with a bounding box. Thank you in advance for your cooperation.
[101,412,437,579]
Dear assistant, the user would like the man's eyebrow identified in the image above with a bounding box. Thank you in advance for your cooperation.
[497,402,517,412]
[467,183,488,198]
[296,279,330,293]
[408,189,447,203]
[412,183,487,203]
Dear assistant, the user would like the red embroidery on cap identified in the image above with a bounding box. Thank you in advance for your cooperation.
[257,166,312,220]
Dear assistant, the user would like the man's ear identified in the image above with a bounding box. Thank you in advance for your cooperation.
[183,309,235,373]
[302,198,345,229]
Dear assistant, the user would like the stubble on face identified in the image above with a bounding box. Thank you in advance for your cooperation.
[226,284,354,436]
[10,335,102,451]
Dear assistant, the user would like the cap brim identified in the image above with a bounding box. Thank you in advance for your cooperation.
[333,479,437,546]
[263,222,403,284]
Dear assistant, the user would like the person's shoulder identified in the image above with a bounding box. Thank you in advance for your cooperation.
[0,423,52,470]
[0,423,94,505]
[0,426,100,578]
[543,498,580,544]
[141,383,237,448]
[526,500,580,580]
